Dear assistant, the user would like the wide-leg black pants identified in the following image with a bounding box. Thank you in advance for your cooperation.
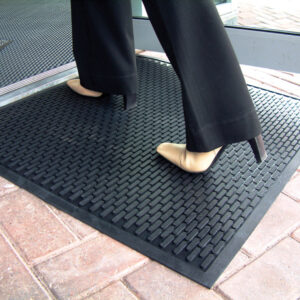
[70,0,262,152]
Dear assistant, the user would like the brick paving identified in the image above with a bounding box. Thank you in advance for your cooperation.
[241,194,300,256]
[34,235,147,299]
[0,50,299,299]
[0,233,50,299]
[283,172,300,202]
[236,0,300,32]
[217,238,300,300]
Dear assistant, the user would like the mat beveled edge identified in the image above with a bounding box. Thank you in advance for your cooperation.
[0,164,214,287]
[0,149,299,288]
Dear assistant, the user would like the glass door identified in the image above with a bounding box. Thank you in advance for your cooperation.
[131,0,300,73]
[234,0,300,33]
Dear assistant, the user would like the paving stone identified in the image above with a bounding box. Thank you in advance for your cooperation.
[46,204,97,239]
[242,64,300,86]
[242,193,300,256]
[241,65,300,98]
[0,177,18,197]
[214,251,250,285]
[219,238,300,300]
[236,2,300,32]
[242,65,300,97]
[35,234,148,299]
[291,228,300,242]
[0,189,76,262]
[0,233,49,299]
[125,261,222,300]
[283,171,300,202]
[84,281,138,300]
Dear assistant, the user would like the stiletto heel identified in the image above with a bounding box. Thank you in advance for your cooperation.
[123,93,137,110]
[247,134,267,163]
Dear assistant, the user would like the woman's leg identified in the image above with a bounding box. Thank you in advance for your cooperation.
[142,0,262,153]
[70,0,137,95]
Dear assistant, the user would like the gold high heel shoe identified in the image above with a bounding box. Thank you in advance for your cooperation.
[66,79,137,110]
[156,135,267,173]
[67,79,104,97]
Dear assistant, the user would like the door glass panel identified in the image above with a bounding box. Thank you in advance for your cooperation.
[234,0,300,33]
[131,0,300,33]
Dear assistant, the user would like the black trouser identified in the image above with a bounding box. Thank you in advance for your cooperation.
[70,0,262,152]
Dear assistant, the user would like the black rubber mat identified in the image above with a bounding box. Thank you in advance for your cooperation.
[0,56,299,287]
[0,0,73,87]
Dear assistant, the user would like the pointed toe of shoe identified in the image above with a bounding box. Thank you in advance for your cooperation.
[156,143,225,173]
[156,143,186,168]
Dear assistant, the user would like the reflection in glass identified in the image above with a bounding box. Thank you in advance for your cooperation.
[236,0,300,33]
[131,0,300,33]
[131,0,237,25]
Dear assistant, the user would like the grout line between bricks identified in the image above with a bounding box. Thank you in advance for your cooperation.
[70,258,150,300]
[0,218,34,263]
[250,221,300,253]
[43,202,81,241]
[240,248,253,258]
[121,259,228,300]
[31,231,100,267]
[214,237,297,299]
[114,257,150,281]
[0,188,102,267]
[120,279,141,300]
[213,285,234,300]
[289,224,300,242]
[75,280,141,300]
[243,74,299,98]
[215,227,300,289]
[0,223,57,300]
[281,190,300,203]
[214,201,300,287]
[267,72,300,86]
[121,278,146,300]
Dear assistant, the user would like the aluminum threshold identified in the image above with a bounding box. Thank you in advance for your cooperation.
[0,63,78,108]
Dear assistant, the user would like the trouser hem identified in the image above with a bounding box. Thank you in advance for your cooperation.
[80,73,138,95]
[186,109,262,153]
